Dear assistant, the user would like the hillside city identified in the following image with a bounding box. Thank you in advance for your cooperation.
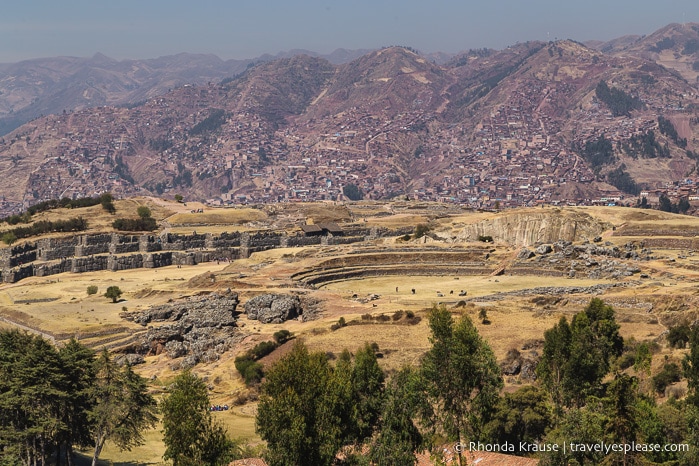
[1,28,699,219]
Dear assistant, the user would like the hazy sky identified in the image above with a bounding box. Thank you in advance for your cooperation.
[2,0,699,63]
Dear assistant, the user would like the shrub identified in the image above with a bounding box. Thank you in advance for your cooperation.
[392,310,404,321]
[234,355,264,386]
[234,354,255,373]
[652,362,682,395]
[405,316,422,325]
[112,217,157,231]
[361,313,373,321]
[405,310,415,319]
[2,232,17,245]
[376,314,390,322]
[617,352,636,370]
[273,330,293,345]
[3,217,88,241]
[137,206,152,219]
[343,183,363,201]
[414,224,430,239]
[667,323,691,349]
[100,192,116,213]
[86,285,98,295]
[242,362,264,385]
[330,318,349,331]
[479,308,490,324]
[250,341,277,360]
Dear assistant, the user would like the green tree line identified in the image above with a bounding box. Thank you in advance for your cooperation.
[595,80,644,117]
[1,193,113,226]
[2,217,89,245]
[254,299,699,466]
[0,330,156,466]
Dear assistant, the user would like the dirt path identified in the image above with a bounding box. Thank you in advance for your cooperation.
[0,315,56,344]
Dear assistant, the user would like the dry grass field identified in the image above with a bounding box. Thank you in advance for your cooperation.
[0,197,175,236]
[4,203,699,463]
[0,262,231,341]
[166,208,268,226]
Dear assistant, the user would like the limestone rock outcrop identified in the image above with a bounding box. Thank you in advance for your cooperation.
[244,294,303,324]
[456,210,610,247]
[122,291,244,368]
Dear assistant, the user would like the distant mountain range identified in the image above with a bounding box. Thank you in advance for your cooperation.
[1,24,699,214]
[0,48,379,137]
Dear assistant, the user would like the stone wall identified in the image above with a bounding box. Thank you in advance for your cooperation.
[4,242,39,269]
[81,234,112,246]
[37,237,79,261]
[325,236,365,246]
[366,226,415,239]
[342,227,373,237]
[283,235,323,247]
[139,235,163,252]
[244,231,283,248]
[108,254,144,271]
[614,228,699,238]
[76,244,110,256]
[0,224,434,284]
[638,238,699,250]
[211,248,240,260]
[110,242,140,254]
[71,256,109,273]
[160,233,207,250]
[8,249,37,268]
[301,265,494,285]
[143,252,173,268]
[211,232,242,248]
[34,259,72,277]
[2,264,34,283]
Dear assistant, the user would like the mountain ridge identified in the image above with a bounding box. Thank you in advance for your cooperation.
[1,26,699,215]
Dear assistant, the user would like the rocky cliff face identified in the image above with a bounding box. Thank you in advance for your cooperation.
[456,210,610,246]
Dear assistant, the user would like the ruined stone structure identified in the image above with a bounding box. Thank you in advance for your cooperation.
[0,226,411,283]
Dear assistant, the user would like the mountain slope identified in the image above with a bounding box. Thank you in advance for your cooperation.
[603,23,699,83]
[1,30,699,215]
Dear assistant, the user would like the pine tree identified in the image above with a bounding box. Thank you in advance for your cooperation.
[58,339,97,466]
[537,316,572,417]
[350,344,385,443]
[370,368,423,466]
[420,305,503,466]
[0,330,69,465]
[256,342,341,466]
[88,350,157,466]
[161,370,238,466]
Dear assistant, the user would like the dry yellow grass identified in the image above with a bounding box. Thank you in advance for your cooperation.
[0,262,231,337]
[0,196,175,238]
[320,275,613,303]
[167,208,267,226]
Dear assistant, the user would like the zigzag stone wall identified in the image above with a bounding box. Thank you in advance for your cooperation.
[0,226,416,283]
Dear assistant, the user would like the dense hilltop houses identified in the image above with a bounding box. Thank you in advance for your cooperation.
[2,46,699,217]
